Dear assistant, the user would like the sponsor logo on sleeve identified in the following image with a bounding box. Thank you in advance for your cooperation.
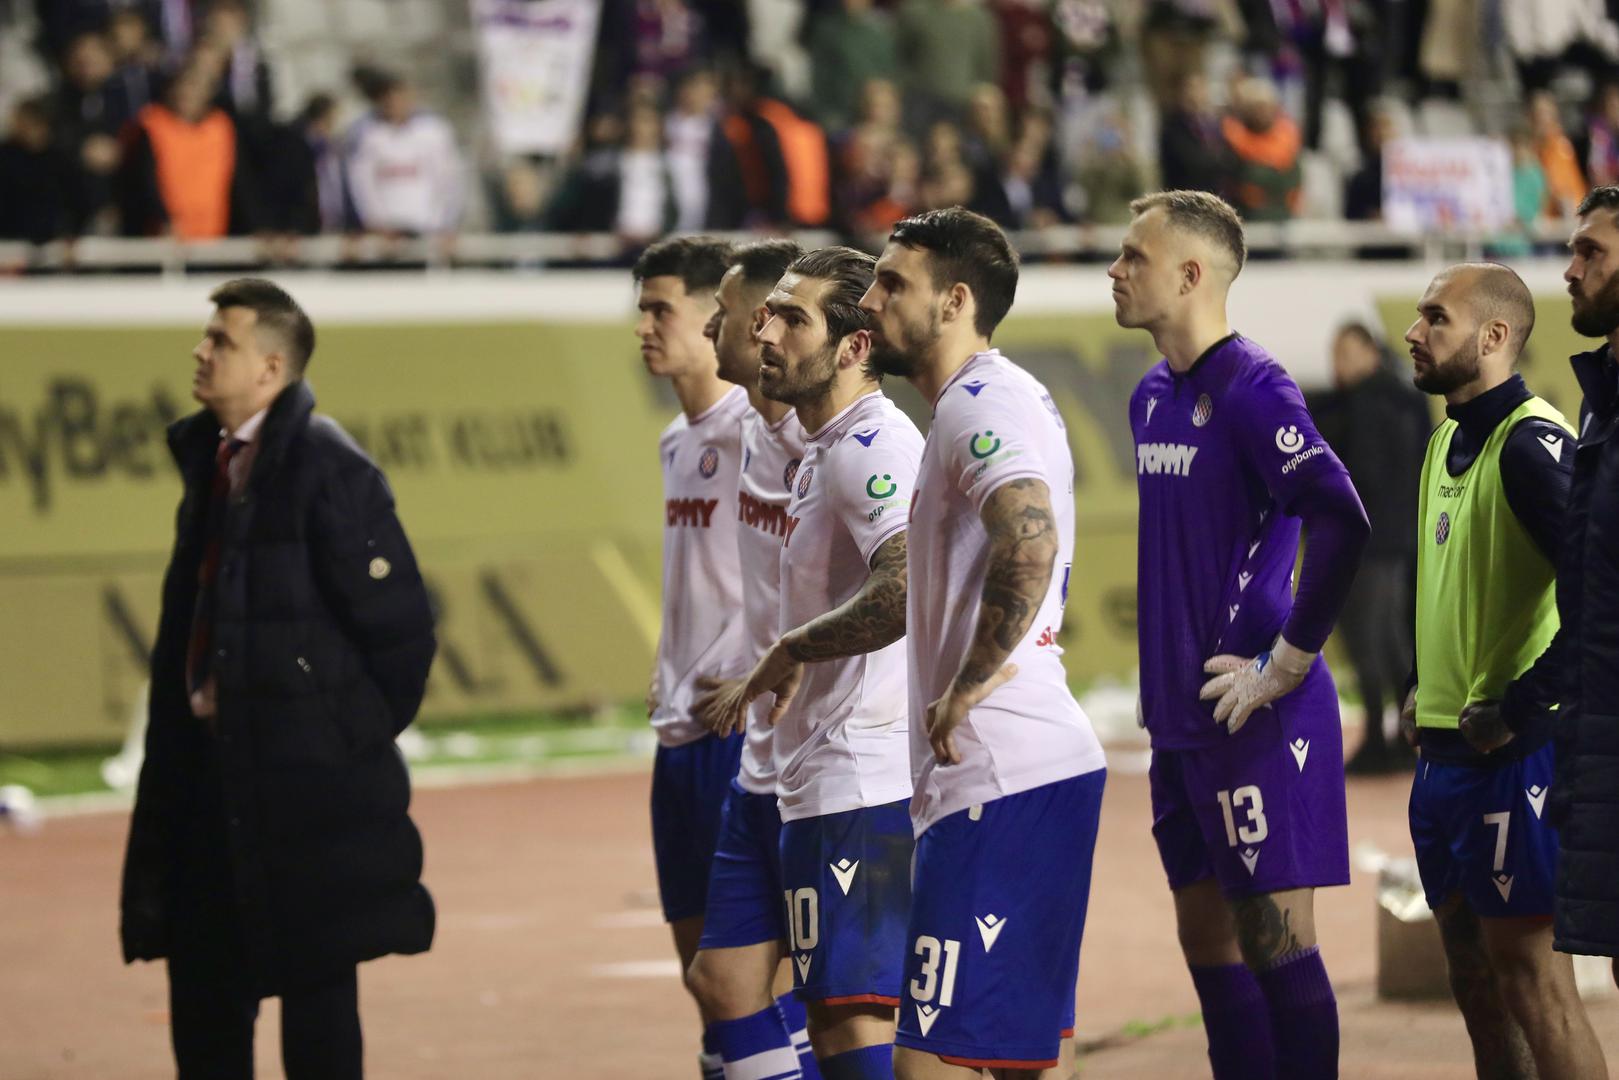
[1275,425,1323,474]
[866,473,898,498]
[969,431,1002,459]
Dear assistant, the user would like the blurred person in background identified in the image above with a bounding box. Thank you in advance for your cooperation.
[1493,127,1551,258]
[1309,323,1429,773]
[1159,71,1232,198]
[198,0,271,123]
[547,112,629,234]
[1343,105,1394,222]
[489,159,550,234]
[1531,91,1589,220]
[806,0,897,133]
[298,93,346,235]
[56,30,135,233]
[1075,107,1145,225]
[107,8,163,118]
[895,0,1000,131]
[1222,76,1302,223]
[960,81,1012,176]
[721,63,832,229]
[975,110,1067,229]
[618,101,677,244]
[344,71,464,239]
[120,61,247,239]
[632,0,706,81]
[991,0,1057,115]
[664,68,749,232]
[918,119,976,210]
[0,95,87,243]
[1139,0,1220,108]
[1586,82,1619,188]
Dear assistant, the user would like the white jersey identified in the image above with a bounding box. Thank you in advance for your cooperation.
[734,407,807,794]
[652,385,752,747]
[907,351,1106,835]
[774,392,921,822]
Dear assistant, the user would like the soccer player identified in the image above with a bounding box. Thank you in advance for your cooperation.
[633,236,753,1079]
[1109,190,1369,1079]
[860,206,1108,1079]
[713,245,922,1080]
[1401,262,1607,1079]
[685,238,822,1080]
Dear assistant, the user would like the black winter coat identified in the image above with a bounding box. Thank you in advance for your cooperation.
[119,379,437,995]
[1549,344,1619,957]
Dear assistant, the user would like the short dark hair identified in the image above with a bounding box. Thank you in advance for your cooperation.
[786,246,876,344]
[1578,185,1619,218]
[633,236,736,295]
[731,239,803,292]
[209,278,316,377]
[1129,189,1248,277]
[888,207,1019,337]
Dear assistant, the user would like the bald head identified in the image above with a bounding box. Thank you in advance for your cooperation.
[1441,262,1536,358]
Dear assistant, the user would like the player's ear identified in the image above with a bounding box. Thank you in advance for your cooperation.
[261,348,286,386]
[943,281,970,324]
[842,328,871,371]
[1181,259,1202,293]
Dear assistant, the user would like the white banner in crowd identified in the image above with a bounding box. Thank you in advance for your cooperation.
[472,0,601,156]
[1383,137,1514,234]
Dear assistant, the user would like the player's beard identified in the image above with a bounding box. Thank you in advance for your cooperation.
[761,339,839,407]
[869,305,941,378]
[1571,271,1619,338]
[1412,338,1482,396]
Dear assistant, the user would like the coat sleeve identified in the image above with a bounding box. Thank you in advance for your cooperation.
[310,459,437,734]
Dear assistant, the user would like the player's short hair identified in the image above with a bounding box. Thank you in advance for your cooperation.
[633,236,736,295]
[887,207,1019,338]
[1577,185,1619,218]
[787,246,876,344]
[731,239,803,293]
[209,278,315,378]
[1448,262,1536,357]
[1129,190,1248,278]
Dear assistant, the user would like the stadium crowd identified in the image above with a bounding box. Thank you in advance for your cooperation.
[3,0,1619,251]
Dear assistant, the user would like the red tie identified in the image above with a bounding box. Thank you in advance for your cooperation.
[186,437,245,698]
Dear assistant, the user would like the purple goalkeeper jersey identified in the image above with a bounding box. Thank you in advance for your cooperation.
[1132,334,1362,750]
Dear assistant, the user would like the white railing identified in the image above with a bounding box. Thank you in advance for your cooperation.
[0,220,1576,275]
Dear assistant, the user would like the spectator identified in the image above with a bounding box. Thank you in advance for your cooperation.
[1139,0,1219,108]
[895,0,1000,129]
[197,0,272,122]
[961,82,1012,174]
[632,0,704,81]
[1157,70,1231,196]
[107,8,163,118]
[838,128,918,235]
[1492,126,1551,257]
[490,159,549,234]
[298,93,345,234]
[1222,76,1302,222]
[616,102,675,242]
[806,0,897,133]
[120,63,244,239]
[1075,108,1144,224]
[344,72,464,237]
[1531,91,1589,219]
[663,68,747,230]
[1587,82,1619,188]
[918,119,975,209]
[976,111,1067,227]
[548,113,629,232]
[851,76,903,145]
[1343,105,1394,221]
[721,64,832,227]
[991,0,1055,114]
[0,96,85,242]
[1308,322,1429,773]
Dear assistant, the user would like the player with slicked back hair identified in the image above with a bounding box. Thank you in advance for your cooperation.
[1401,262,1607,1080]
[1110,190,1369,1079]
[710,245,921,1079]
[686,238,824,1080]
[632,235,756,1080]
[861,206,1108,1080]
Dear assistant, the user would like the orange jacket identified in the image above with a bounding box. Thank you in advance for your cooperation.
[137,103,235,239]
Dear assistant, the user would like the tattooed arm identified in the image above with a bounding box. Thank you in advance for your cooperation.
[925,478,1058,763]
[720,532,909,728]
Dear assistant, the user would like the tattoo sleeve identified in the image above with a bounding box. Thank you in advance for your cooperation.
[783,532,908,662]
[954,478,1058,688]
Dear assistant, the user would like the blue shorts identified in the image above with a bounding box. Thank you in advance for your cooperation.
[698,780,789,950]
[896,770,1105,1070]
[651,733,744,923]
[1410,740,1558,918]
[779,798,913,1005]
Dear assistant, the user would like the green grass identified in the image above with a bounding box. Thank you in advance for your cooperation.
[0,749,117,799]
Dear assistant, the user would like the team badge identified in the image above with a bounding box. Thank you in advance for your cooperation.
[797,466,814,498]
[697,446,720,478]
[1192,394,1214,427]
[1436,511,1451,545]
[784,457,801,491]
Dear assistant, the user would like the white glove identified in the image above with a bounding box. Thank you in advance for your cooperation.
[1198,636,1316,735]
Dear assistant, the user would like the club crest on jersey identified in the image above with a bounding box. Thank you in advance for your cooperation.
[969,430,1002,459]
[797,466,815,498]
[697,445,720,478]
[1192,394,1214,427]
[784,457,801,491]
[866,473,898,499]
[1436,511,1451,545]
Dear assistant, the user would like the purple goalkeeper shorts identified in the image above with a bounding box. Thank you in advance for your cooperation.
[1149,675,1350,898]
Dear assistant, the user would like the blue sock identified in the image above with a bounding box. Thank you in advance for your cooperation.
[817,1044,893,1080]
[710,1006,802,1080]
[776,992,821,1080]
[1256,948,1339,1079]
[1190,963,1276,1080]
[700,1027,725,1080]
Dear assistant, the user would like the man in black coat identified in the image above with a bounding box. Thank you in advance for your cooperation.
[119,278,437,1077]
[1463,186,1619,983]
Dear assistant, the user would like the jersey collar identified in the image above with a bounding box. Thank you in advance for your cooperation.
[932,350,1001,409]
